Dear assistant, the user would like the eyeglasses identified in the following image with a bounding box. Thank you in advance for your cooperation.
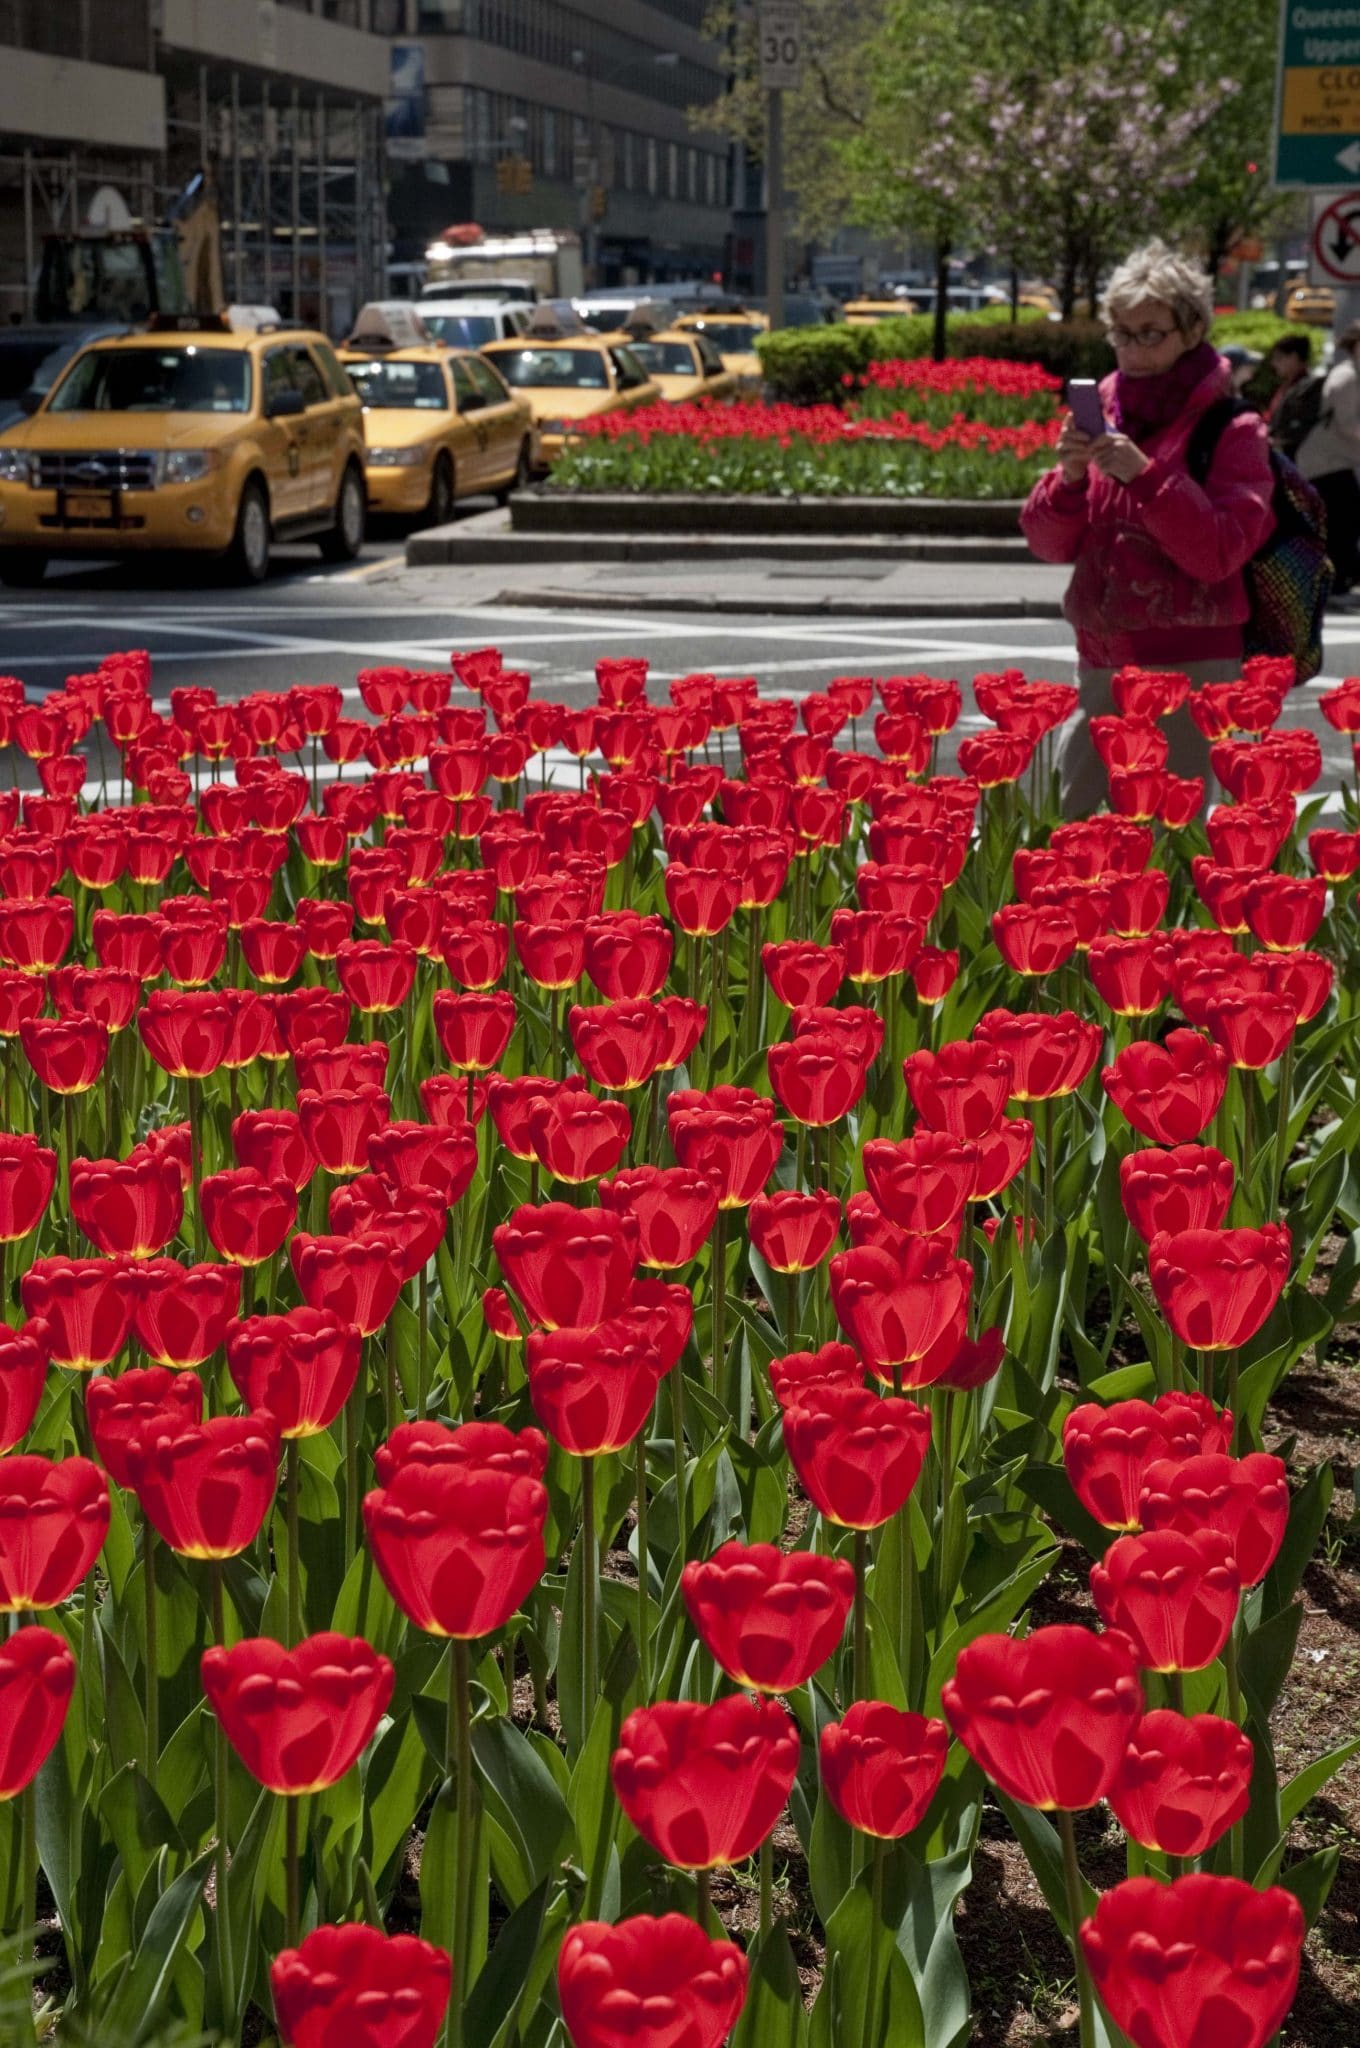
[1105,324,1179,349]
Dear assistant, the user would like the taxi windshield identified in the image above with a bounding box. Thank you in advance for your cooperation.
[627,341,699,375]
[48,347,251,414]
[347,359,448,409]
[494,348,609,391]
[691,322,760,352]
[421,313,497,348]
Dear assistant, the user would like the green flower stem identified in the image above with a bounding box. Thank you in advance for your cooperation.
[1272,1036,1295,1215]
[759,1832,773,1942]
[669,1365,689,1561]
[710,1206,728,1400]
[286,1439,302,1648]
[1225,1621,1245,1880]
[852,1529,869,1702]
[143,1516,159,1772]
[694,1867,712,1932]
[865,1835,886,2048]
[284,1794,300,1949]
[581,1454,598,1718]
[1058,1809,1095,2048]
[445,1637,475,2048]
[63,1094,77,1254]
[634,1432,650,1698]
[20,1776,36,1964]
[210,1561,235,2023]
[417,1266,430,1417]
[186,1073,204,1261]
[1042,1096,1055,1240]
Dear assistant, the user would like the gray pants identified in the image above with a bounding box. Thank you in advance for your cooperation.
[1060,657,1243,820]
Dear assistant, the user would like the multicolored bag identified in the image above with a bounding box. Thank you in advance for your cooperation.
[1186,397,1332,684]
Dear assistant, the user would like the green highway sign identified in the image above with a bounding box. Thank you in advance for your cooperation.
[1275,1,1360,187]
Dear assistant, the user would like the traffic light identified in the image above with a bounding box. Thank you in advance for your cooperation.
[495,156,533,196]
[590,184,607,222]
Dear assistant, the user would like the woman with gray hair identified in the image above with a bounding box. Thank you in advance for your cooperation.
[1021,240,1276,816]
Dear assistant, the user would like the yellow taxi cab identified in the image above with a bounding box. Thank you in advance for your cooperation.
[615,323,739,406]
[843,296,918,325]
[0,312,367,585]
[673,308,769,387]
[480,315,661,467]
[1283,283,1336,328]
[337,305,533,524]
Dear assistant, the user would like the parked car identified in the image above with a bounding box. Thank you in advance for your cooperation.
[616,326,739,404]
[0,314,367,585]
[338,338,534,522]
[416,297,532,350]
[1283,282,1336,328]
[479,323,661,467]
[673,309,769,386]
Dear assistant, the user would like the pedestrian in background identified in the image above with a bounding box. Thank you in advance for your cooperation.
[1021,240,1276,817]
[1266,333,1321,457]
[1294,322,1360,604]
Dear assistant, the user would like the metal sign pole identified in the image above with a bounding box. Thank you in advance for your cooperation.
[767,84,784,333]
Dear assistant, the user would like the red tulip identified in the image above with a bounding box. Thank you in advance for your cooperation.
[829,1238,970,1379]
[201,1632,394,1793]
[583,912,673,1000]
[1244,872,1326,952]
[335,937,417,1013]
[69,1152,183,1259]
[226,1307,361,1438]
[942,1625,1144,1809]
[1079,1875,1303,2048]
[1205,991,1298,1070]
[126,1257,242,1368]
[819,1702,949,1838]
[667,1088,785,1208]
[0,1134,57,1242]
[610,1693,800,1868]
[492,1202,638,1331]
[973,1008,1102,1102]
[762,940,846,1011]
[363,1454,547,1638]
[991,902,1078,976]
[0,1454,109,1611]
[597,1165,717,1268]
[0,1319,49,1453]
[768,1340,863,1410]
[86,1365,203,1486]
[1147,1224,1290,1351]
[290,1232,404,1338]
[1139,1451,1289,1587]
[1063,1392,1232,1530]
[125,1410,279,1558]
[524,1318,666,1455]
[557,1915,748,2048]
[1091,1526,1240,1671]
[569,999,667,1090]
[297,1085,390,1179]
[432,988,516,1071]
[862,1131,977,1236]
[664,862,740,936]
[367,1120,477,1205]
[782,1383,931,1528]
[1119,1146,1234,1243]
[1102,1030,1228,1145]
[904,1039,1013,1140]
[441,917,509,990]
[233,1107,316,1190]
[1087,934,1175,1016]
[514,918,586,990]
[528,1089,631,1184]
[0,896,74,973]
[749,1188,840,1273]
[271,1925,451,2048]
[20,1256,134,1371]
[681,1540,854,1692]
[138,988,233,1077]
[767,1031,868,1126]
[655,995,708,1072]
[200,1166,297,1265]
[0,1625,76,1795]
[373,1417,548,1487]
[1108,1710,1253,1856]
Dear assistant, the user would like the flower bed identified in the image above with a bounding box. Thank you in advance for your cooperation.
[0,648,1355,2048]
[551,382,1061,499]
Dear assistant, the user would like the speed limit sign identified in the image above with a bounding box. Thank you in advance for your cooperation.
[759,1,803,89]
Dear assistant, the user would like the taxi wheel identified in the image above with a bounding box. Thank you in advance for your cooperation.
[0,552,48,588]
[319,463,366,563]
[227,480,271,585]
[426,453,455,527]
[494,441,532,505]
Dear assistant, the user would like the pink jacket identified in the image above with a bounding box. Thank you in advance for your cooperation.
[1020,355,1276,670]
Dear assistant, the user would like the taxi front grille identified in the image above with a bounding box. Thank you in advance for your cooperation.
[31,450,157,491]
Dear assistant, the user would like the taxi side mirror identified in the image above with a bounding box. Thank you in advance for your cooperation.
[266,388,306,419]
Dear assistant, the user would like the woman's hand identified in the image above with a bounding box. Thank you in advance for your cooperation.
[1089,432,1151,484]
[1056,415,1094,485]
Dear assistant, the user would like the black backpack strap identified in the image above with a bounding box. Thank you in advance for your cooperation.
[1185,395,1245,487]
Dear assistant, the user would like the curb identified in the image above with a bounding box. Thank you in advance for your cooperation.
[408,532,1034,567]
[487,587,1067,620]
[510,490,1028,539]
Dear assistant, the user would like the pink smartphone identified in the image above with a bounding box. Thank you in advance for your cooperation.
[1067,379,1108,437]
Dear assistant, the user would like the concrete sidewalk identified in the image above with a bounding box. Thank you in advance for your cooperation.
[402,506,1070,618]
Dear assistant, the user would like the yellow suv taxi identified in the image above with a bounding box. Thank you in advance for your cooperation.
[0,317,367,586]
[479,330,660,467]
[674,309,769,387]
[338,341,534,524]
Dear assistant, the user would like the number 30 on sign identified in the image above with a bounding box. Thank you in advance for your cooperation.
[759,1,803,89]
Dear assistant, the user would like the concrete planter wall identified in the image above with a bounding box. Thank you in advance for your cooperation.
[513,491,1026,539]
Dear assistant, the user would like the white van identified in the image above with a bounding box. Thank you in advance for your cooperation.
[415,298,533,350]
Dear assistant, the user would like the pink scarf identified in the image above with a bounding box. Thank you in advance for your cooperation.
[1110,341,1220,445]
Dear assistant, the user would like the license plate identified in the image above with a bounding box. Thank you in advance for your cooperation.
[63,491,115,523]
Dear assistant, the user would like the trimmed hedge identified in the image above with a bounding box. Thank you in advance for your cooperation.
[757,314,1111,404]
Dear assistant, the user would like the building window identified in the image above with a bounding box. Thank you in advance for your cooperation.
[417,0,464,25]
[667,142,678,199]
[646,137,657,196]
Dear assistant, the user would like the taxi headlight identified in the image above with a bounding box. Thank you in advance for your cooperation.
[156,449,218,485]
[367,444,430,467]
[0,446,32,485]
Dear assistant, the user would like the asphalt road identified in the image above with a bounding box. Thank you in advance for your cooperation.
[1,529,1356,812]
